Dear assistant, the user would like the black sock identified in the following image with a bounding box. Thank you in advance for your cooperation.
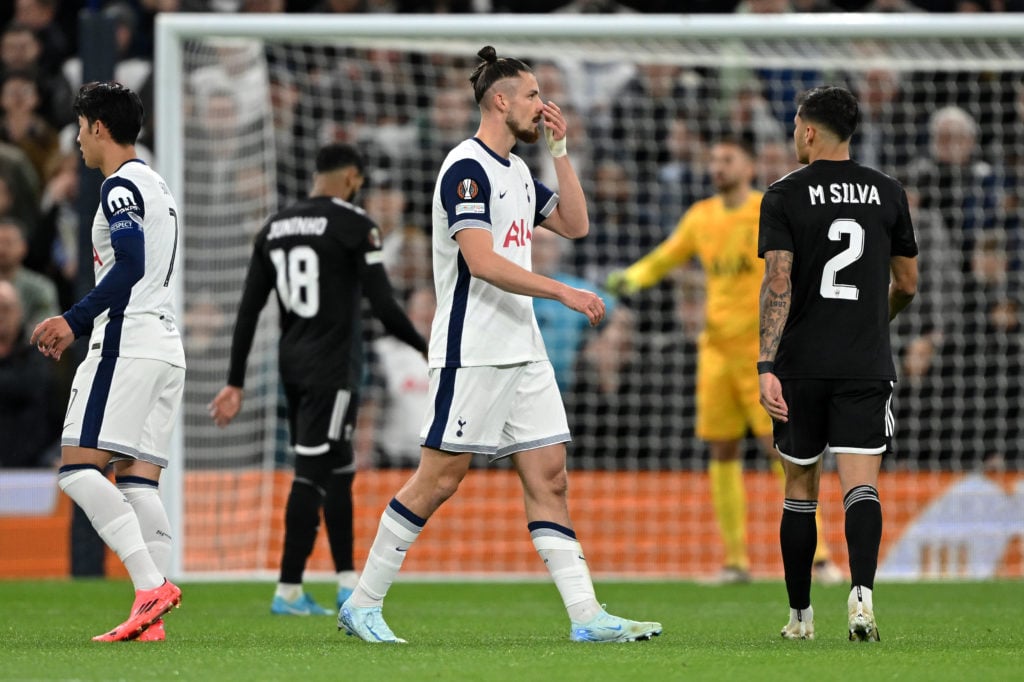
[324,471,355,572]
[279,478,323,585]
[844,485,882,590]
[781,499,818,610]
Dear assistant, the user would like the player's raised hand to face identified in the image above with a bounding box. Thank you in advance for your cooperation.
[542,101,567,158]
[562,287,605,327]
[759,373,788,422]
[30,316,74,361]
[209,385,244,427]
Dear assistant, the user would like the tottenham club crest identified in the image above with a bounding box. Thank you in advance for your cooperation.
[458,178,479,200]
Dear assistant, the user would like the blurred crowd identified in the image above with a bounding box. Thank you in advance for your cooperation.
[1,0,1022,471]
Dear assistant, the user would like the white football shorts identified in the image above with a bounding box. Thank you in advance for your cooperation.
[61,356,185,468]
[420,360,570,460]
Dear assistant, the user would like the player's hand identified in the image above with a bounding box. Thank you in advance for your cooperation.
[759,372,788,423]
[605,270,638,298]
[561,287,605,327]
[209,385,244,427]
[542,101,567,158]
[30,316,74,361]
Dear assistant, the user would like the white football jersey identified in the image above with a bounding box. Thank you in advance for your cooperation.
[84,160,185,367]
[429,138,558,368]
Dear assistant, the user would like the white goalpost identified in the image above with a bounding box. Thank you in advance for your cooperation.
[156,13,1024,581]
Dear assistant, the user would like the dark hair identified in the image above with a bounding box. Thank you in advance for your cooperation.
[713,134,757,159]
[73,81,143,146]
[315,143,365,175]
[3,22,37,39]
[0,216,29,240]
[796,85,860,142]
[469,46,531,105]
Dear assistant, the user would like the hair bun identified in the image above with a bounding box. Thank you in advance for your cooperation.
[477,46,497,64]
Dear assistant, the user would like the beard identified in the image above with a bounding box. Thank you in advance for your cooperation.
[713,176,737,194]
[508,113,540,144]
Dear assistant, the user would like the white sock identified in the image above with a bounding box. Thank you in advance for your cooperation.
[790,605,814,624]
[276,583,303,601]
[849,585,873,612]
[337,570,358,590]
[529,522,601,623]
[348,499,424,608]
[59,466,163,591]
[117,478,172,576]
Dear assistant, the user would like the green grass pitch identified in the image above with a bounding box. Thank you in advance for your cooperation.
[1,580,1021,681]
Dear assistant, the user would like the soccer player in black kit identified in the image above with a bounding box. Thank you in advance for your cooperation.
[210,143,427,615]
[757,86,919,642]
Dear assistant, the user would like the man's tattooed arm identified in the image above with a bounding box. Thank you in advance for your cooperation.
[759,250,793,363]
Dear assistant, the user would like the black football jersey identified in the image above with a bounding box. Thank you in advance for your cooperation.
[758,159,919,380]
[230,196,386,388]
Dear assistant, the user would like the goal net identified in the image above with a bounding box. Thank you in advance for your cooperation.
[157,14,1024,581]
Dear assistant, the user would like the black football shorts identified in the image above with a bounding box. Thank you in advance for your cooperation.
[773,378,894,465]
[283,383,357,457]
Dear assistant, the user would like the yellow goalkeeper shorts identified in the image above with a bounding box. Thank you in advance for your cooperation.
[695,337,773,441]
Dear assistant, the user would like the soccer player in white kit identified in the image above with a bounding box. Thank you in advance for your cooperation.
[339,47,662,644]
[31,82,184,642]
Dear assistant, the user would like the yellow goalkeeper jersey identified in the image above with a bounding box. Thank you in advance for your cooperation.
[623,190,763,346]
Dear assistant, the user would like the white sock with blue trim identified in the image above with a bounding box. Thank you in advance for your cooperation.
[117,476,172,576]
[60,465,163,591]
[529,521,602,623]
[348,498,425,608]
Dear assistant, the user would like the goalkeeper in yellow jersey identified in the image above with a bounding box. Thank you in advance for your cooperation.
[607,137,841,585]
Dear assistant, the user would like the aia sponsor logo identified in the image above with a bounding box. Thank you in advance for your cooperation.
[503,218,532,248]
[93,246,104,266]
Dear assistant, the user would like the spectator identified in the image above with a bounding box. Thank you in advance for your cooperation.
[62,2,152,94]
[381,225,432,302]
[355,286,434,470]
[362,173,408,243]
[189,38,271,132]
[267,65,303,202]
[0,170,12,217]
[576,159,664,332]
[0,142,40,231]
[312,0,368,11]
[657,117,711,228]
[738,3,825,131]
[11,0,69,70]
[532,225,618,392]
[725,80,786,151]
[0,279,61,468]
[405,84,477,220]
[755,138,798,189]
[852,68,916,178]
[605,63,702,189]
[566,303,638,467]
[0,23,73,129]
[0,217,58,329]
[890,207,964,467]
[995,79,1024,270]
[0,71,60,185]
[24,151,79,310]
[242,0,286,10]
[904,105,1005,270]
[958,234,1021,466]
[862,0,924,10]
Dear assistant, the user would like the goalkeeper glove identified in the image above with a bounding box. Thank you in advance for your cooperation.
[605,270,639,298]
[545,126,567,158]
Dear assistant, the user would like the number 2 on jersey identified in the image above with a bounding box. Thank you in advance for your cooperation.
[819,219,864,301]
[270,246,320,317]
